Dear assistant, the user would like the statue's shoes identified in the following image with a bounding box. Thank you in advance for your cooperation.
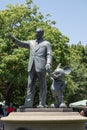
[59,102,67,108]
[37,104,44,108]
[37,104,48,108]
[19,105,26,109]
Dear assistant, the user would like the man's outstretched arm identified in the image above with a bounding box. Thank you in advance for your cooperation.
[8,34,30,48]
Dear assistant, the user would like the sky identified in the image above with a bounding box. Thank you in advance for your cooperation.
[0,0,87,45]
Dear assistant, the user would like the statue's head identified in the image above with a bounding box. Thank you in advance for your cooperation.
[35,28,44,40]
[52,65,71,80]
[53,68,65,79]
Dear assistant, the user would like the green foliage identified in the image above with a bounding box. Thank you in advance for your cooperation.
[0,1,87,107]
[67,43,87,104]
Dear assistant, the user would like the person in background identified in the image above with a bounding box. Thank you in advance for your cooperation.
[80,102,87,130]
[2,105,8,117]
[0,105,4,130]
[6,103,15,116]
[80,102,87,117]
[0,105,4,117]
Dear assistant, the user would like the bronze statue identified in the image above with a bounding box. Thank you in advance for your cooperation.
[8,28,52,108]
[50,64,71,108]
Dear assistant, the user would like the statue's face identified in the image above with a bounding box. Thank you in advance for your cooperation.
[53,68,65,79]
[35,28,44,40]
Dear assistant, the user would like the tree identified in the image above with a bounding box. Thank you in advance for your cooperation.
[66,43,87,104]
[0,0,70,107]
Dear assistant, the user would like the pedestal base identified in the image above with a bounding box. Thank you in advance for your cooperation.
[17,107,73,112]
[1,109,87,130]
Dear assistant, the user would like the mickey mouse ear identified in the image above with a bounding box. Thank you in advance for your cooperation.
[63,66,72,74]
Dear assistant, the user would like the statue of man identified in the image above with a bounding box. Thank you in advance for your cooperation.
[8,28,52,108]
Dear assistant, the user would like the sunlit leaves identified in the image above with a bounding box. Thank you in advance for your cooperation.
[1,0,86,107]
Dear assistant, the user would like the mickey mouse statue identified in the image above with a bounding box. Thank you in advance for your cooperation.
[50,63,71,108]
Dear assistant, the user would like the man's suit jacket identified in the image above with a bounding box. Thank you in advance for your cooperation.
[13,39,52,72]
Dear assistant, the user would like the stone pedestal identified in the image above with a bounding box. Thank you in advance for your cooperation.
[17,107,73,112]
[1,109,87,130]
